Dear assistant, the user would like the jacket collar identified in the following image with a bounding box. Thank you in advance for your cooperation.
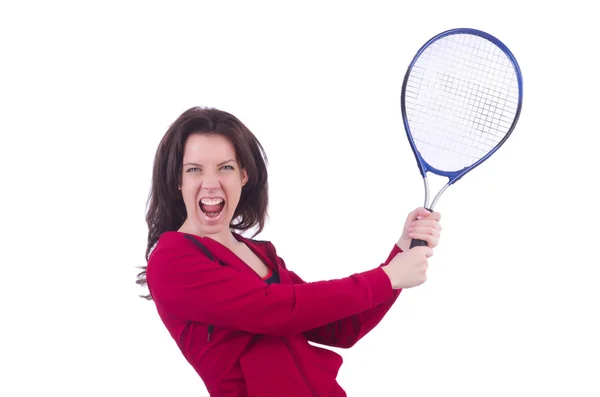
[180,232,283,281]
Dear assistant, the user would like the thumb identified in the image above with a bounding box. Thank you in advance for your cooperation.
[407,207,425,224]
[416,207,433,220]
[416,246,434,258]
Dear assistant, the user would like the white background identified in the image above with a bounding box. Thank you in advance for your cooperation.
[1,1,599,396]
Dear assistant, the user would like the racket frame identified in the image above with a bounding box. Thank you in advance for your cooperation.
[400,28,524,246]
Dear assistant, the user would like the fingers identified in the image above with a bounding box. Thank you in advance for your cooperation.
[409,219,441,234]
[410,225,441,236]
[411,219,442,231]
[402,208,443,251]
[409,222,440,247]
[411,234,439,248]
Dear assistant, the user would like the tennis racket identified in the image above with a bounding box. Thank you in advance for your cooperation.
[400,28,524,248]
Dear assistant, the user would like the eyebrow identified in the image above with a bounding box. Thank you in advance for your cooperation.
[182,159,237,167]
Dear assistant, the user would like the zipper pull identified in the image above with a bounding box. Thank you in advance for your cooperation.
[207,325,214,342]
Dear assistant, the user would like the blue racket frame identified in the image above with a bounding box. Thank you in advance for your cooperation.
[401,28,524,212]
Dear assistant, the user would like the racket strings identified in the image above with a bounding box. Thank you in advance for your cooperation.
[404,33,520,172]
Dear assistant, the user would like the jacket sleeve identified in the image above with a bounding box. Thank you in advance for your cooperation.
[146,238,397,337]
[286,244,404,348]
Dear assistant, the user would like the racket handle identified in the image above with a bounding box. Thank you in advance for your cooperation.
[409,238,428,248]
[408,207,433,248]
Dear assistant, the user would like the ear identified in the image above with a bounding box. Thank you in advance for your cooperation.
[241,169,248,186]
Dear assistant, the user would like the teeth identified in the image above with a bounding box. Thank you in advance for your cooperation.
[200,198,224,205]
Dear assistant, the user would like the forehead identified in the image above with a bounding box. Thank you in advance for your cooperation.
[183,133,237,162]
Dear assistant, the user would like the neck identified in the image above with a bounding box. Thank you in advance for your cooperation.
[178,222,240,248]
[205,230,240,248]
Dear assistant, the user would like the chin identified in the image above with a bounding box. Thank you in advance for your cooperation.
[195,208,232,235]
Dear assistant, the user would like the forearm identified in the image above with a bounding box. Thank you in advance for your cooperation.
[297,244,404,347]
[149,259,395,336]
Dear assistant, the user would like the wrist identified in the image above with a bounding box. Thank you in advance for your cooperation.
[381,266,397,289]
[396,239,407,252]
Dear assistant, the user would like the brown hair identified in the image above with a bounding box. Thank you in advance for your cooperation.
[136,106,269,299]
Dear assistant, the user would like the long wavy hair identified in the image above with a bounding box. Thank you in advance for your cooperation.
[136,107,269,299]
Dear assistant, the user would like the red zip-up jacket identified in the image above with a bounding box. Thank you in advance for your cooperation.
[146,231,403,397]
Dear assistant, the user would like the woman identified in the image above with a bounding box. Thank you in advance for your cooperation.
[137,106,442,397]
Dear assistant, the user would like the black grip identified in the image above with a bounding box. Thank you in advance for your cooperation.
[409,238,428,248]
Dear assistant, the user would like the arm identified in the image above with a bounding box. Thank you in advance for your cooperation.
[146,237,396,337]
[288,244,404,348]
[292,207,441,348]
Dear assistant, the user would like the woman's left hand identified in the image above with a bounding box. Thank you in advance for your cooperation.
[396,207,442,252]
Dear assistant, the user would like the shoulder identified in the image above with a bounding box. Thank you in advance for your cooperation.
[150,231,203,256]
[147,232,215,276]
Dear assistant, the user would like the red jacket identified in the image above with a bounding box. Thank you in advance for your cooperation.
[146,231,403,397]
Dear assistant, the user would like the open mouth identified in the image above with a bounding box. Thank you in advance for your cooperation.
[199,197,225,219]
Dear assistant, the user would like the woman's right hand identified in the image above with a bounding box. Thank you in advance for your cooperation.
[382,246,434,289]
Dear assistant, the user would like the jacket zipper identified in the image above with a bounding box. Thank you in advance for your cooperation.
[281,336,319,397]
[183,234,220,343]
[206,260,228,342]
[268,244,318,396]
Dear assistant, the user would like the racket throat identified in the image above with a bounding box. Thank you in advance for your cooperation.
[422,176,432,211]
[421,175,450,211]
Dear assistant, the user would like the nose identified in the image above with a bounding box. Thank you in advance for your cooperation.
[202,173,220,192]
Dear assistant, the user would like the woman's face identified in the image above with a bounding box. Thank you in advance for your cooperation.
[179,133,247,238]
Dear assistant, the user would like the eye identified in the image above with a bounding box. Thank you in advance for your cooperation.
[186,167,201,172]
[221,165,235,171]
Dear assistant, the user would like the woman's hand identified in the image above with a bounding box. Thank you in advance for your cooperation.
[396,207,442,252]
[383,245,433,289]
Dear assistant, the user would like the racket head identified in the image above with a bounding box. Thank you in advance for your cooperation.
[400,28,524,184]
